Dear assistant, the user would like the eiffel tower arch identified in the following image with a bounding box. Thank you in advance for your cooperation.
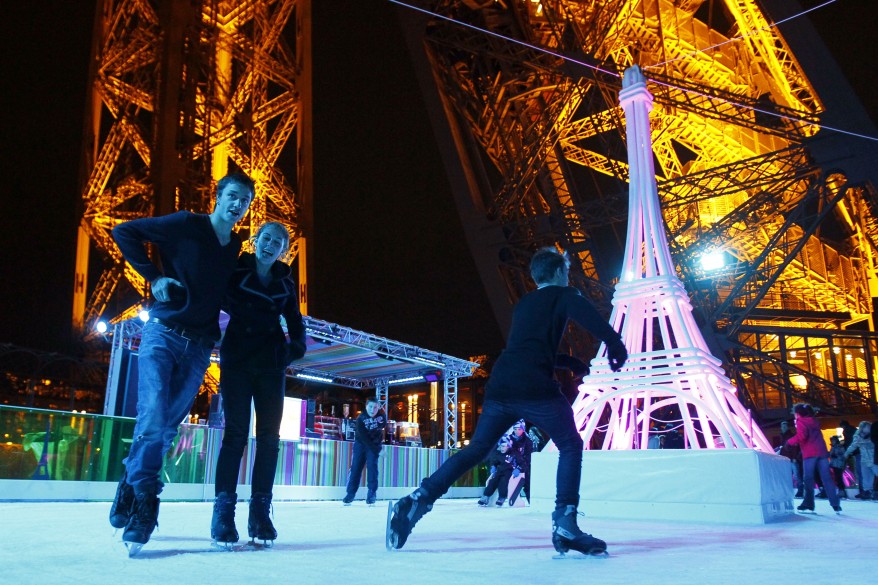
[72,0,312,334]
[401,0,878,423]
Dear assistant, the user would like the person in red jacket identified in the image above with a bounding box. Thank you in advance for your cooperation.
[786,403,842,513]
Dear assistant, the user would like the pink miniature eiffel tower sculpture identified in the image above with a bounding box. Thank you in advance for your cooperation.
[573,66,772,452]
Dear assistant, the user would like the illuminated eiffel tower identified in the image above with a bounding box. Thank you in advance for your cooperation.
[574,66,772,451]
[404,0,878,420]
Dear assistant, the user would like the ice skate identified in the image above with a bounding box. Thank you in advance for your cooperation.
[832,505,842,514]
[342,493,355,506]
[122,489,160,557]
[248,492,277,547]
[477,496,489,507]
[366,491,377,506]
[386,487,433,550]
[109,472,134,531]
[796,503,815,514]
[495,498,506,507]
[210,492,239,550]
[551,505,607,558]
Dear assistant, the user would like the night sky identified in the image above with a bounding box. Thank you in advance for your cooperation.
[0,1,874,360]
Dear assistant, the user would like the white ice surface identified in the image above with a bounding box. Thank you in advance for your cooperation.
[1,497,876,585]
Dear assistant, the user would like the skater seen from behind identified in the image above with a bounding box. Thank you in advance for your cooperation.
[478,439,515,507]
[109,172,255,555]
[387,247,628,556]
[785,403,842,513]
[844,422,875,500]
[343,398,387,505]
[211,222,307,548]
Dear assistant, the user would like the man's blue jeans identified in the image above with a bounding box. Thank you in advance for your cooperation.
[124,320,212,493]
[421,394,583,509]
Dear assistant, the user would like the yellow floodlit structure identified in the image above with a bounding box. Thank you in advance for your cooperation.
[404,0,878,420]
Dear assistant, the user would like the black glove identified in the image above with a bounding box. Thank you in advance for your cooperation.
[607,338,628,372]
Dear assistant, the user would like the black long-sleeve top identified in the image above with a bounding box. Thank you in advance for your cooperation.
[112,211,241,341]
[509,434,533,473]
[220,252,306,369]
[486,286,620,400]
[355,410,387,455]
[483,449,513,474]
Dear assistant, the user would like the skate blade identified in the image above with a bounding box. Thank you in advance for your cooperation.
[552,550,609,560]
[124,542,144,557]
[385,500,397,551]
[249,538,274,548]
[211,540,237,551]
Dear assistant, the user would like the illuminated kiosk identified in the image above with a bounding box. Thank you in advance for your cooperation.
[531,66,793,524]
[0,316,479,502]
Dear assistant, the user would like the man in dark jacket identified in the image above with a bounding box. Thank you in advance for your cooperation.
[387,247,628,556]
[343,398,387,505]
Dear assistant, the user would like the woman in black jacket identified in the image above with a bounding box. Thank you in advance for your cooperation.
[210,222,306,547]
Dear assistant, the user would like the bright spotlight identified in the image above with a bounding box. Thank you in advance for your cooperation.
[699,250,726,271]
[139,310,150,322]
[96,321,108,333]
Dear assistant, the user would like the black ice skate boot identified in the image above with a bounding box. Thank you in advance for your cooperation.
[477,496,489,507]
[551,505,607,557]
[109,471,134,530]
[122,487,160,557]
[366,490,377,506]
[342,493,355,505]
[211,492,239,548]
[248,492,277,546]
[387,487,434,550]
[495,498,506,507]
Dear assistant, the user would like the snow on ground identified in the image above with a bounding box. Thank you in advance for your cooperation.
[1,497,876,585]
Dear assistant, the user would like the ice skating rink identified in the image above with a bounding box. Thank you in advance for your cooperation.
[2,497,876,585]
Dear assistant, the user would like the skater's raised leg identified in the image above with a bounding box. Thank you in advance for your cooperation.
[387,406,516,549]
[388,486,436,549]
[211,492,238,547]
[248,492,277,545]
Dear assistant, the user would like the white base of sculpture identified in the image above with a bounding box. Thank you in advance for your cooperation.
[531,449,794,524]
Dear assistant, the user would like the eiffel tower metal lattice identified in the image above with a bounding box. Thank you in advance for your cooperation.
[402,0,878,420]
[72,0,311,334]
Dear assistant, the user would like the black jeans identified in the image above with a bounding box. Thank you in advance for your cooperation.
[421,395,583,509]
[483,468,512,499]
[215,367,285,496]
[346,442,379,495]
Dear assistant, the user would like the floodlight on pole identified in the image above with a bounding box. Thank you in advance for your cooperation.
[96,320,108,333]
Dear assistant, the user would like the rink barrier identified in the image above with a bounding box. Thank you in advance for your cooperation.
[0,405,482,501]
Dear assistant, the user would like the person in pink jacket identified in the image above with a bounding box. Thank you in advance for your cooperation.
[786,403,842,513]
